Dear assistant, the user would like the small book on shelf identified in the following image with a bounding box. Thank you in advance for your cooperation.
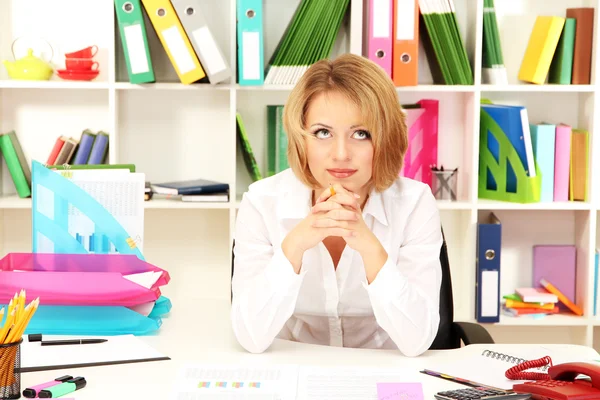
[151,178,229,196]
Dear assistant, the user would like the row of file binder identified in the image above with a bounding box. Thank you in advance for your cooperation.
[114,0,231,84]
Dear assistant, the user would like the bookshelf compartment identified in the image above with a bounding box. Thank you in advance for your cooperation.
[117,90,234,188]
[114,0,232,85]
[1,0,113,83]
[490,0,597,86]
[0,89,110,196]
[477,209,591,319]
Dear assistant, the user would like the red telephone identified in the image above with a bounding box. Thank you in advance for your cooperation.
[505,357,600,400]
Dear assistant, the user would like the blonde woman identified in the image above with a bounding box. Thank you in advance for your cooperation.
[231,53,442,356]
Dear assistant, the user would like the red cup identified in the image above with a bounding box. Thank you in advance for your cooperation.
[65,45,98,59]
[65,58,99,71]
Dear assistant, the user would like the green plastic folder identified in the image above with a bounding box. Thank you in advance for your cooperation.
[114,0,155,84]
[236,113,262,182]
[478,108,541,203]
[548,18,576,84]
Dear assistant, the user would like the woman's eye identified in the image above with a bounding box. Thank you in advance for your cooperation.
[353,130,371,140]
[314,129,331,139]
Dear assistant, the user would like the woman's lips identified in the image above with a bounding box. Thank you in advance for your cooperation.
[327,169,357,178]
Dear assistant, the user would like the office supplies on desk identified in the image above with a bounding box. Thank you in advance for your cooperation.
[0,291,40,399]
[22,375,73,398]
[422,345,600,391]
[19,334,169,372]
[38,376,86,398]
[40,338,107,346]
[31,161,145,257]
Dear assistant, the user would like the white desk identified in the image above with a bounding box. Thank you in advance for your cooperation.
[18,298,600,399]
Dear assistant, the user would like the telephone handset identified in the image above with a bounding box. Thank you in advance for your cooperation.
[505,356,600,400]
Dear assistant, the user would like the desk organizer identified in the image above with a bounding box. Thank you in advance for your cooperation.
[0,252,170,307]
[478,104,541,203]
[0,339,21,399]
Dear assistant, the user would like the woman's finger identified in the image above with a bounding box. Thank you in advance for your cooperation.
[325,208,358,221]
[319,227,355,239]
[311,200,343,214]
[312,218,351,229]
[315,183,359,204]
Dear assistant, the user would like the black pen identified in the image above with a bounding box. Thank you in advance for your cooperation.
[41,338,107,346]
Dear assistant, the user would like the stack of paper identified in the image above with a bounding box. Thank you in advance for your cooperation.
[265,0,350,85]
[482,0,507,84]
[419,0,473,85]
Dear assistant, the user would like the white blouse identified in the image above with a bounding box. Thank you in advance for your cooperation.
[230,169,443,356]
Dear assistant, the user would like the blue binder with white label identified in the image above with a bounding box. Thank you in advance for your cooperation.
[476,212,502,323]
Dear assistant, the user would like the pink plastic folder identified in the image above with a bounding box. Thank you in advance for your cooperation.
[0,253,170,306]
[400,99,439,187]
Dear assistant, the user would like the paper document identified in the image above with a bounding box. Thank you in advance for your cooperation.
[20,334,169,372]
[172,364,298,400]
[296,366,422,400]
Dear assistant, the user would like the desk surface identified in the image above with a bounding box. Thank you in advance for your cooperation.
[19,298,600,399]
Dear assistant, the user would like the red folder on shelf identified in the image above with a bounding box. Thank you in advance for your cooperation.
[0,253,170,307]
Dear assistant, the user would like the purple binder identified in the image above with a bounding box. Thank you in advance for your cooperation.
[532,245,576,304]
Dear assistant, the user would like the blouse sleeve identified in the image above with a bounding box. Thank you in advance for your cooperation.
[230,193,307,353]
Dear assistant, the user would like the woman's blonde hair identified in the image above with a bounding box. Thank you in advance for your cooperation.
[283,53,408,192]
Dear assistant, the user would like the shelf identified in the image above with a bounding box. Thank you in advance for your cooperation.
[0,80,110,89]
[479,314,589,327]
[114,82,231,91]
[480,84,596,93]
[0,196,231,210]
[396,85,476,92]
[145,198,231,209]
[476,199,592,211]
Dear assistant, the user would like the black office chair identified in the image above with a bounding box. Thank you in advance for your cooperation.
[230,227,494,350]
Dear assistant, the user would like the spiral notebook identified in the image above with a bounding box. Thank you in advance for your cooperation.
[422,345,600,390]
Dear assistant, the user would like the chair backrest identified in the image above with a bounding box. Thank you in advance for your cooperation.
[230,226,460,349]
[429,227,461,350]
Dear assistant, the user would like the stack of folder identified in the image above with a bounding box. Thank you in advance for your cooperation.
[478,100,588,204]
[0,161,173,336]
[502,289,559,318]
[519,8,594,85]
[264,0,350,85]
[481,0,507,84]
[418,0,473,85]
[114,0,231,85]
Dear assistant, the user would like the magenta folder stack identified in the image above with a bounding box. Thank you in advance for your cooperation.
[0,252,169,306]
[0,253,171,335]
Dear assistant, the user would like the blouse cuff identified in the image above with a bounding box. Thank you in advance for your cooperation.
[264,248,306,296]
[364,257,407,303]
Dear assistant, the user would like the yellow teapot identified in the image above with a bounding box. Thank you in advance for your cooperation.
[2,38,54,80]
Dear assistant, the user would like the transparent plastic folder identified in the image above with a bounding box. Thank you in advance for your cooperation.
[0,252,170,307]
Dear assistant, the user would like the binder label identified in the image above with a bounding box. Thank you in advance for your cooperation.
[481,270,499,317]
[162,25,196,74]
[395,0,415,40]
[373,0,390,38]
[242,31,260,80]
[124,24,150,74]
[192,26,227,76]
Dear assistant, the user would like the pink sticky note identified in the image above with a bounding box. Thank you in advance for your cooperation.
[377,382,424,400]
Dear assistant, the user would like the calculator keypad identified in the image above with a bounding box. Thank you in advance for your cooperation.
[434,386,527,400]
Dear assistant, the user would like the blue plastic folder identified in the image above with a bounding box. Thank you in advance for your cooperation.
[31,160,144,258]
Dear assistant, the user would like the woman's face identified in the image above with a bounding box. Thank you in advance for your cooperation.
[305,91,374,197]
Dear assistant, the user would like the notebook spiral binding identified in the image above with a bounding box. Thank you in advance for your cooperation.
[481,350,550,371]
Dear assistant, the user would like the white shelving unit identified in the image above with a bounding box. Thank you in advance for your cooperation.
[1,0,600,349]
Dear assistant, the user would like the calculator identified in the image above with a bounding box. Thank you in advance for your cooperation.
[434,386,532,400]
